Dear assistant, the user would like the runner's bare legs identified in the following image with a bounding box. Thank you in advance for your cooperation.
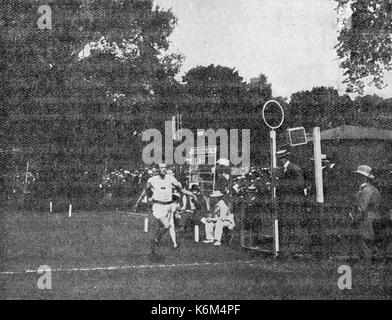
[154,215,177,248]
[169,224,177,248]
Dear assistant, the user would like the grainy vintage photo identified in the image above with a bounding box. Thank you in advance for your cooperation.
[1,0,392,302]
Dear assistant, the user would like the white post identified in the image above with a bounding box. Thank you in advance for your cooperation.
[49,201,52,213]
[144,217,148,233]
[274,219,279,253]
[25,161,29,183]
[313,127,325,257]
[270,130,279,257]
[271,131,277,167]
[270,130,277,198]
[68,204,72,217]
[313,127,324,203]
[194,225,199,243]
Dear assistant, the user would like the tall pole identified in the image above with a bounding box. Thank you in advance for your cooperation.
[270,130,279,257]
[262,100,284,258]
[313,127,324,203]
[313,127,324,257]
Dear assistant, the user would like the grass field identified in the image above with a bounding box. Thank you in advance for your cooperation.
[1,208,391,300]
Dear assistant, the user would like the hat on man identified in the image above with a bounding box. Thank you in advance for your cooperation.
[190,184,200,191]
[354,165,375,179]
[216,158,230,167]
[210,190,224,198]
[276,149,290,159]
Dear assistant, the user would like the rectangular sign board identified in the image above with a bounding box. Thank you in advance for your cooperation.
[287,127,307,146]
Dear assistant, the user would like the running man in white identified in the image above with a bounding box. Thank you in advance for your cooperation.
[133,163,195,251]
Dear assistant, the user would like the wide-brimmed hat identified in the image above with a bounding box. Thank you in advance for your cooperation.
[354,165,374,179]
[276,149,290,159]
[210,190,224,198]
[216,158,230,167]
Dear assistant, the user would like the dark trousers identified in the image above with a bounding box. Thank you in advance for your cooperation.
[180,211,200,233]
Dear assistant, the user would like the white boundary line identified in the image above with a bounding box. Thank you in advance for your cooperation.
[0,259,280,275]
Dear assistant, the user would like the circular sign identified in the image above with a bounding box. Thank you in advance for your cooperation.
[262,100,285,130]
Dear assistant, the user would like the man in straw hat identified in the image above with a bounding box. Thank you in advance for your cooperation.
[352,165,382,259]
[133,163,196,252]
[201,190,235,246]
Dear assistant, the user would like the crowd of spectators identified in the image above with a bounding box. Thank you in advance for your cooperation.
[3,161,391,210]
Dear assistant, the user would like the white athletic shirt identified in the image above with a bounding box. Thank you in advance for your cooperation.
[147,174,181,203]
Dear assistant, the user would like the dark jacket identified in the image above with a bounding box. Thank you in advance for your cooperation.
[354,182,382,240]
[276,161,305,199]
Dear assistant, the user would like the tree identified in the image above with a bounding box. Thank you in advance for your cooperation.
[289,87,341,130]
[288,86,392,130]
[181,66,279,165]
[335,0,392,93]
[245,74,273,114]
[181,64,247,129]
[2,0,181,197]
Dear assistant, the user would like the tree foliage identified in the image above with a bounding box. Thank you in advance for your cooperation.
[181,64,246,129]
[1,0,181,173]
[335,0,392,93]
[181,65,279,163]
[289,86,392,131]
[290,87,341,130]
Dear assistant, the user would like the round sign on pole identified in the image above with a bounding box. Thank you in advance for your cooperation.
[262,100,285,130]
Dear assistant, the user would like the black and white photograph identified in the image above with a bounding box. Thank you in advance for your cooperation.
[1,0,392,303]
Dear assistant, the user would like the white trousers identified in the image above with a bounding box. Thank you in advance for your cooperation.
[205,219,235,241]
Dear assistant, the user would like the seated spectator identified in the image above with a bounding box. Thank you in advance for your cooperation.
[201,190,235,246]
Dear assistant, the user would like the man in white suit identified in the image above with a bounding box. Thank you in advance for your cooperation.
[201,191,235,246]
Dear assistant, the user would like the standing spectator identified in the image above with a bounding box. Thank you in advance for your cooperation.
[275,149,306,246]
[275,149,305,199]
[216,161,231,196]
[352,165,383,259]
